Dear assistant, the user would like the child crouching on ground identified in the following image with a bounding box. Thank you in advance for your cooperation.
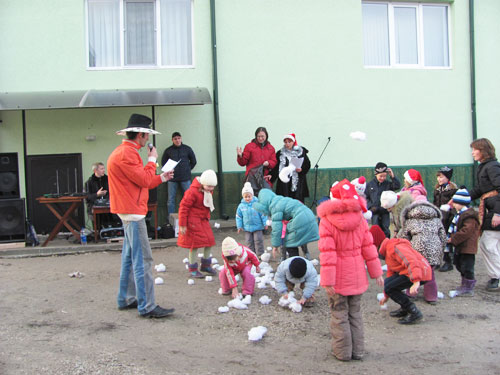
[177,169,218,278]
[370,225,432,325]
[220,237,261,299]
[236,182,268,256]
[274,256,318,307]
[447,188,480,296]
[317,179,383,361]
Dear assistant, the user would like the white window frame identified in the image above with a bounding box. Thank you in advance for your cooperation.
[362,1,452,70]
[85,0,195,70]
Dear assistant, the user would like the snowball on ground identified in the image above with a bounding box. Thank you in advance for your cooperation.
[154,263,166,272]
[242,295,252,305]
[211,258,218,264]
[380,303,388,310]
[227,298,248,310]
[377,293,385,302]
[154,277,164,285]
[205,276,213,282]
[198,253,203,258]
[218,306,229,313]
[218,288,223,295]
[311,259,319,266]
[182,258,189,264]
[437,291,444,299]
[260,253,271,262]
[187,279,195,285]
[449,290,457,298]
[248,326,268,341]
[259,295,272,305]
[289,302,302,313]
[235,274,241,282]
[257,282,267,289]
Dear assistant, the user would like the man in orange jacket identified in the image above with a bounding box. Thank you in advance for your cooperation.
[108,113,174,319]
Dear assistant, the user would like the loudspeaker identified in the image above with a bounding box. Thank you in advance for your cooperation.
[0,198,26,243]
[0,153,20,199]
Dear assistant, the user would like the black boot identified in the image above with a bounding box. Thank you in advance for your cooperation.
[439,252,453,272]
[398,303,423,325]
[389,307,408,318]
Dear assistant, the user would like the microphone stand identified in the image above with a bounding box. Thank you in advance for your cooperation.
[310,137,332,211]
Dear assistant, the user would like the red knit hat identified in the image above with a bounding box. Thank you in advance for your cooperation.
[369,225,387,249]
[283,133,298,147]
[329,179,367,212]
[404,169,424,185]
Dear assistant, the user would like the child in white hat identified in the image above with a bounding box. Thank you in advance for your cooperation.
[177,169,218,278]
[236,182,268,256]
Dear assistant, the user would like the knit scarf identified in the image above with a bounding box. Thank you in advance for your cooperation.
[279,146,303,192]
[447,206,468,253]
[203,191,215,212]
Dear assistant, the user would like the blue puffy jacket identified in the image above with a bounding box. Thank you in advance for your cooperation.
[253,189,319,247]
[274,256,318,299]
[236,197,267,232]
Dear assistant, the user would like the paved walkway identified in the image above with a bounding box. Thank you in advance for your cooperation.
[0,219,237,258]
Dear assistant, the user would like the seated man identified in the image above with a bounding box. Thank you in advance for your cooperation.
[85,162,115,229]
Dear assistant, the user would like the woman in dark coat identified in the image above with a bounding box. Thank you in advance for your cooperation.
[270,133,311,259]
[468,138,500,291]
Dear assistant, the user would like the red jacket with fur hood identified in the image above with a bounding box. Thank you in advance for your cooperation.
[379,238,432,282]
[317,198,382,296]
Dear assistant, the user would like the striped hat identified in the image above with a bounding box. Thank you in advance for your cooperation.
[452,187,471,205]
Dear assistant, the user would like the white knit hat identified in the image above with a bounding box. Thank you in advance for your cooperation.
[199,169,218,186]
[222,237,242,257]
[241,182,254,197]
[380,190,398,209]
[351,176,366,195]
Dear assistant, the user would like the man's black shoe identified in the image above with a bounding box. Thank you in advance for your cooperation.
[118,300,138,310]
[141,306,175,318]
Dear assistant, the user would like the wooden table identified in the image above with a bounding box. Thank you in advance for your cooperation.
[36,196,87,247]
[92,202,158,242]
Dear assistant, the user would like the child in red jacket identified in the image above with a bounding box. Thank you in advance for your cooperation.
[219,237,261,298]
[317,180,383,361]
[370,225,432,325]
[178,170,218,278]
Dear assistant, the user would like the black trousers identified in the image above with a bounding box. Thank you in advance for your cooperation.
[455,253,475,280]
[384,274,427,310]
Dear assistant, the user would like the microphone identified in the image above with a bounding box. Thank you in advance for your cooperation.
[148,143,154,151]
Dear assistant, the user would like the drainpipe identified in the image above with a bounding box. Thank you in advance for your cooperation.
[469,0,478,186]
[210,0,228,219]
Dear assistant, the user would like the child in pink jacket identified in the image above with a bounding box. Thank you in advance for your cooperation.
[219,237,261,299]
[317,179,383,361]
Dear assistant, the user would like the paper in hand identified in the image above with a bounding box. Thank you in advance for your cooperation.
[162,159,180,172]
[289,156,304,169]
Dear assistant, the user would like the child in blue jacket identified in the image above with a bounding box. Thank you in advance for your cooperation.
[236,182,268,256]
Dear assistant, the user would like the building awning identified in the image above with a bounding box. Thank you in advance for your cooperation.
[0,88,212,110]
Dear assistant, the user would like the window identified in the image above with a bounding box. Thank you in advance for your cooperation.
[86,0,193,68]
[362,2,450,68]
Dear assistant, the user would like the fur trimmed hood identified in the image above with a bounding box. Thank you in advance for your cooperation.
[401,200,442,225]
[317,198,365,231]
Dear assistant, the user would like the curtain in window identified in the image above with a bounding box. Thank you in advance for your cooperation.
[160,0,192,65]
[423,6,449,67]
[394,7,418,65]
[362,3,389,66]
[88,0,120,67]
[125,1,156,65]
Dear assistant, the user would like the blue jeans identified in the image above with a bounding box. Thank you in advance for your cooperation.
[167,180,191,214]
[117,219,156,315]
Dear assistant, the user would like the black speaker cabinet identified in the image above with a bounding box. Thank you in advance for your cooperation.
[0,198,26,243]
[0,153,20,199]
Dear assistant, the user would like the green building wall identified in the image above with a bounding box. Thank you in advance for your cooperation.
[0,1,495,225]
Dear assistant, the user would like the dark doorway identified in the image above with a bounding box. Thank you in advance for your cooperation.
[26,154,84,234]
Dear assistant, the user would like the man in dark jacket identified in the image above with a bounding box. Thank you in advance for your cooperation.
[366,162,401,238]
[85,162,115,228]
[161,132,197,215]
